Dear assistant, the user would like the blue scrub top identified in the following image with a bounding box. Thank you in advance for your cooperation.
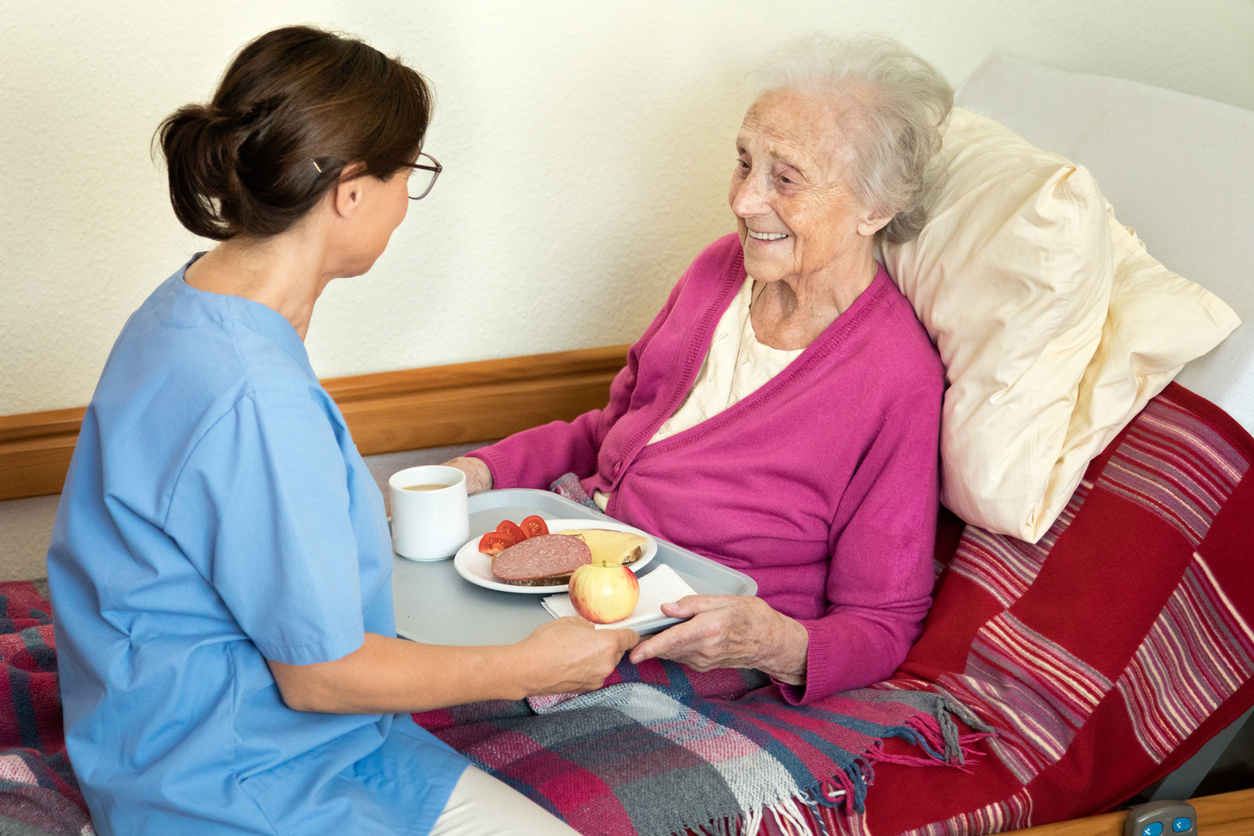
[47,264,468,835]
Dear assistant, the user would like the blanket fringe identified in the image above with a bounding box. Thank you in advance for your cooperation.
[928,689,994,765]
[814,766,861,815]
[767,796,822,836]
[859,681,995,767]
[658,717,989,836]
[676,784,852,836]
[905,713,948,758]
[677,807,762,836]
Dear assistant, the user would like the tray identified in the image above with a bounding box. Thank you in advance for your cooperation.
[392,488,757,645]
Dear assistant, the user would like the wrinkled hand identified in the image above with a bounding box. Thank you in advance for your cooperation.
[628,595,809,685]
[443,456,493,494]
[518,617,639,696]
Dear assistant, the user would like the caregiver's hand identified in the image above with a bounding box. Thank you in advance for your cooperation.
[629,595,809,685]
[518,617,639,695]
[268,621,636,716]
[443,456,493,494]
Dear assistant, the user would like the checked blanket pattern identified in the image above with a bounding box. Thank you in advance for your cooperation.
[0,583,93,836]
[416,663,989,836]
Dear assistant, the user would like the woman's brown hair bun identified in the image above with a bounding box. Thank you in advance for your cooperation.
[156,26,433,241]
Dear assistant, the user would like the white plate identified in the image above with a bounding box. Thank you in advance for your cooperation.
[453,518,657,594]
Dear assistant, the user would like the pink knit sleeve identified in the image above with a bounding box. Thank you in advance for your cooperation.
[468,408,609,491]
[467,268,693,491]
[780,382,943,704]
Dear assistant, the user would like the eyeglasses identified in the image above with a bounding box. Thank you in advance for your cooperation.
[401,152,442,200]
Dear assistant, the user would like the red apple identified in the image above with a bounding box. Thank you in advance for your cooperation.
[567,561,640,624]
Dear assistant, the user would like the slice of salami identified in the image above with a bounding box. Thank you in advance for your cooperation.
[492,534,591,585]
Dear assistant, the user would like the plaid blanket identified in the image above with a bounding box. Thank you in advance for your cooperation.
[0,582,93,836]
[416,662,988,836]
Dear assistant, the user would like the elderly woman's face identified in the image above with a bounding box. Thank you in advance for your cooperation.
[729,90,881,287]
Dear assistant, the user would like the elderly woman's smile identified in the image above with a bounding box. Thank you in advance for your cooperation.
[730,88,892,342]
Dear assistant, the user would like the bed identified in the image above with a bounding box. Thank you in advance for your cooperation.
[3,55,1253,836]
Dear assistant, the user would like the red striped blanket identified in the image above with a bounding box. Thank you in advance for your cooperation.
[809,383,1254,834]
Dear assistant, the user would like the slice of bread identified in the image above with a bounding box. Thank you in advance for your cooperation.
[496,572,579,587]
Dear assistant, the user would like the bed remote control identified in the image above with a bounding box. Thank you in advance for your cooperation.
[1124,800,1196,836]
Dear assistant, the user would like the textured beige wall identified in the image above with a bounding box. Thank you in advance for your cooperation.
[2,0,1252,416]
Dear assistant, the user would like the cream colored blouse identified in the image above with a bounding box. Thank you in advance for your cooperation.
[593,275,802,511]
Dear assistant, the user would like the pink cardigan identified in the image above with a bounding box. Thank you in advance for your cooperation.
[472,234,944,701]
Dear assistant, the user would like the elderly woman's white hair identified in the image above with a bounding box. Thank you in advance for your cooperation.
[752,33,952,244]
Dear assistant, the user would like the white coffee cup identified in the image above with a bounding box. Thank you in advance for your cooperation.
[389,465,469,561]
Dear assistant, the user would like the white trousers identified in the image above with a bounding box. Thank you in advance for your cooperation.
[429,765,581,836]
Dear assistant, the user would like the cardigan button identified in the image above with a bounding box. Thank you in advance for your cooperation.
[613,460,622,476]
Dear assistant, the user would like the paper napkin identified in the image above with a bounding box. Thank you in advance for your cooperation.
[542,564,697,631]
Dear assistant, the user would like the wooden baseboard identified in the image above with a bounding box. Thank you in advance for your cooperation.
[0,407,87,502]
[0,344,630,502]
[1010,788,1254,835]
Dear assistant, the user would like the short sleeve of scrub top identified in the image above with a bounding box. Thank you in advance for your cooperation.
[166,389,369,665]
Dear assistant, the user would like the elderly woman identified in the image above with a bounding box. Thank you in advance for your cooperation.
[449,34,951,702]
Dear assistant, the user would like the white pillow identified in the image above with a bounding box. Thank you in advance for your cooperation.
[884,108,1240,542]
[954,55,1254,437]
[1057,208,1241,490]
[883,107,1114,542]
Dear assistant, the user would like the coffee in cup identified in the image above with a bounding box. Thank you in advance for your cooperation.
[388,465,469,561]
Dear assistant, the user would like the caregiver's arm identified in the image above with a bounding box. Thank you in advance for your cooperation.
[268,617,638,714]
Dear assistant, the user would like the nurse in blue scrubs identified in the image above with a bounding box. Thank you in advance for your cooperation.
[46,26,637,836]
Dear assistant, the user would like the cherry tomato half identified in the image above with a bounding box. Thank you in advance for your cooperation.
[520,515,549,538]
[478,531,516,555]
[495,519,527,544]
